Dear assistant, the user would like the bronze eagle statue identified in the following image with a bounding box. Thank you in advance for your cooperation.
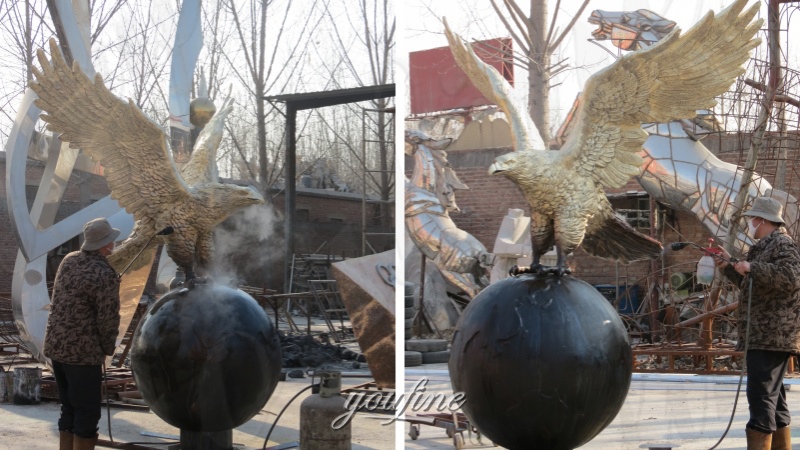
[444,0,762,275]
[29,39,265,281]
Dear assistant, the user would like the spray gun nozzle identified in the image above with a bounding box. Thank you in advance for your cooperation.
[670,242,692,251]
[670,241,736,265]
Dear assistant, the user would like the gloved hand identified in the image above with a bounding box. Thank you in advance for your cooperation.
[734,340,745,352]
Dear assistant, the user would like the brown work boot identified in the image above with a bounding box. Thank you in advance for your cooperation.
[771,426,791,450]
[746,428,773,450]
[59,430,73,450]
[73,434,98,450]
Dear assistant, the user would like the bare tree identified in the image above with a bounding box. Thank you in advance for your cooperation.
[221,0,322,192]
[87,0,129,46]
[0,0,144,143]
[198,0,232,101]
[200,0,270,185]
[489,0,590,146]
[0,0,52,138]
[106,1,174,121]
[318,0,395,226]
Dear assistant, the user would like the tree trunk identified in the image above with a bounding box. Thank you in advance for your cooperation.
[256,81,269,193]
[256,0,269,193]
[528,0,551,146]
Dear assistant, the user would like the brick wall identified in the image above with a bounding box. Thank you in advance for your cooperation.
[270,189,395,258]
[408,130,800,296]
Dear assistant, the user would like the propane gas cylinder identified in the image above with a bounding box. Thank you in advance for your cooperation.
[300,370,351,450]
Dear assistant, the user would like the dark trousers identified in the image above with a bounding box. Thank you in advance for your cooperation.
[52,360,102,438]
[746,349,791,433]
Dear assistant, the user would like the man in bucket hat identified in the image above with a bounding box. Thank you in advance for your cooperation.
[44,218,121,450]
[717,197,800,450]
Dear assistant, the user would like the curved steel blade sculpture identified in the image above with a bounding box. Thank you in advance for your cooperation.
[4,0,210,363]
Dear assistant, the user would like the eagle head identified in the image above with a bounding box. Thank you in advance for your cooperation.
[488,152,523,178]
[205,184,265,218]
[488,151,546,185]
[226,185,265,210]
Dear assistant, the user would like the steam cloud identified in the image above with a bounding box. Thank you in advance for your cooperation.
[212,203,283,286]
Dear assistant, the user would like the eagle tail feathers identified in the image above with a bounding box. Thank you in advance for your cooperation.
[581,214,662,264]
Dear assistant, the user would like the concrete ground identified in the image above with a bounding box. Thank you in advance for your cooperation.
[0,374,392,449]
[0,311,394,449]
[404,363,800,450]
[5,362,794,450]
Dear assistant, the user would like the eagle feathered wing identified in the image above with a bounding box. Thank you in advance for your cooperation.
[562,0,761,262]
[29,39,197,272]
[30,39,193,233]
[443,18,537,153]
[444,0,761,263]
[556,0,762,189]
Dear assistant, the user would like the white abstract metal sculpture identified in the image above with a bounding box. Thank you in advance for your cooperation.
[5,1,133,362]
[169,0,203,165]
[490,209,531,284]
[4,0,205,362]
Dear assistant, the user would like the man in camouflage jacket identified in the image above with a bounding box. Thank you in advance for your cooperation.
[718,197,800,450]
[44,218,121,450]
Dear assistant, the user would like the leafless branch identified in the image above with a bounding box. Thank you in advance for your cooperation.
[489,0,530,57]
[550,0,590,50]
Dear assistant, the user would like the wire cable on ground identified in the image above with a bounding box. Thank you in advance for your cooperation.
[708,276,752,450]
[103,363,181,447]
[262,384,314,450]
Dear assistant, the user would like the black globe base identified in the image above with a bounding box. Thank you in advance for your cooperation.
[131,282,282,433]
[449,273,632,450]
[180,429,232,450]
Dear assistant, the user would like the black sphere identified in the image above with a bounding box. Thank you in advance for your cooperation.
[130,283,282,431]
[449,274,632,450]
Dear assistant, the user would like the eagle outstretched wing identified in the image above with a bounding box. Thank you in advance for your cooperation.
[445,0,761,192]
[445,0,761,267]
[556,0,762,189]
[29,38,192,235]
[443,18,538,153]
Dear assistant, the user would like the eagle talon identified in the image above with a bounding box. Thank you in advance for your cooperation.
[509,265,542,276]
[508,265,525,276]
[534,265,571,277]
[183,271,197,287]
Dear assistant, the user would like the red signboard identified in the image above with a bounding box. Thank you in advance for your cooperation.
[409,38,513,115]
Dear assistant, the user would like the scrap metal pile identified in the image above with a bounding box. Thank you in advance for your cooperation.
[279,332,364,369]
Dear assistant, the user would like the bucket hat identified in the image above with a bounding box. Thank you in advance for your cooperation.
[743,197,785,225]
[81,218,121,251]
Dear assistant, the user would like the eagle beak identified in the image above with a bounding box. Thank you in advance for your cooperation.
[247,187,265,203]
[488,162,503,175]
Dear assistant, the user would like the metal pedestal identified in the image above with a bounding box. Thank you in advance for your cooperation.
[179,429,232,450]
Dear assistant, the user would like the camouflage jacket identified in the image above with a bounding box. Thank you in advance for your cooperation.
[722,229,800,354]
[44,250,120,365]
